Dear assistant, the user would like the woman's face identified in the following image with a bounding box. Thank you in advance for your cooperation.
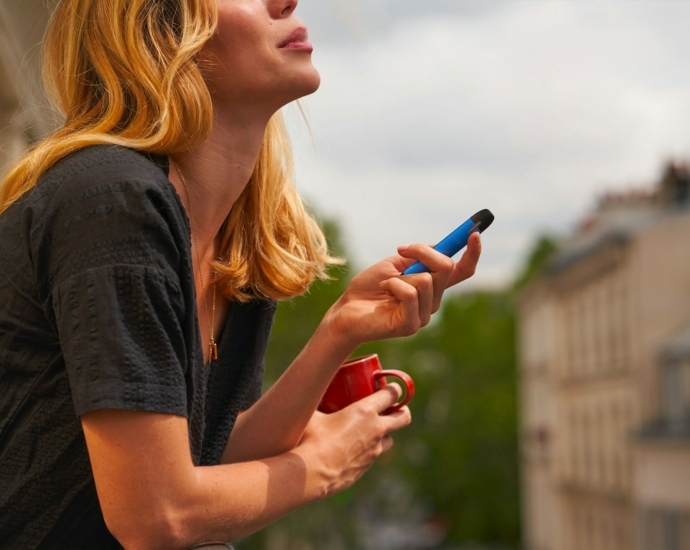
[200,0,320,112]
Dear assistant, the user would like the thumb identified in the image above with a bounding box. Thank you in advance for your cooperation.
[358,383,403,414]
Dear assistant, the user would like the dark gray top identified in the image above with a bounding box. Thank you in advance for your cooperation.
[0,145,276,549]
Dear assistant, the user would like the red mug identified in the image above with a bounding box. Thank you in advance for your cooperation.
[318,354,415,415]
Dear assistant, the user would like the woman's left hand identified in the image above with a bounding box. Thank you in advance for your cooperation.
[325,232,482,348]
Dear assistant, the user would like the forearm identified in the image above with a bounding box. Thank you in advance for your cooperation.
[223,312,355,463]
[181,449,324,547]
[110,447,324,550]
[83,410,332,550]
[83,369,410,549]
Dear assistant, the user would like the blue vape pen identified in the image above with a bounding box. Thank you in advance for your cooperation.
[402,209,494,275]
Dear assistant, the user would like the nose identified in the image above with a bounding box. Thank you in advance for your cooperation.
[268,0,298,18]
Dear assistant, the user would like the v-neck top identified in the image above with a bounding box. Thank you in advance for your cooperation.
[0,145,276,548]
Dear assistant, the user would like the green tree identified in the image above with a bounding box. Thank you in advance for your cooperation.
[355,292,519,545]
[239,218,361,550]
[511,235,558,293]
[238,217,524,549]
[261,218,351,388]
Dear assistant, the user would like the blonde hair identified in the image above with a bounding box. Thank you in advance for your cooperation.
[0,0,342,302]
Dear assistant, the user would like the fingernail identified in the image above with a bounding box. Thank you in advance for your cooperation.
[398,245,409,251]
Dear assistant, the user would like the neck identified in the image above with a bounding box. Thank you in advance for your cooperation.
[170,103,272,259]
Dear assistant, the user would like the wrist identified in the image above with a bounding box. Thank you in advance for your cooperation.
[318,303,359,359]
[291,444,332,503]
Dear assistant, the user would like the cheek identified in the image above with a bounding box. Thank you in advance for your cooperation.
[205,6,271,74]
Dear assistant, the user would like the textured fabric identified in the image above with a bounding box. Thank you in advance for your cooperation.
[0,145,276,549]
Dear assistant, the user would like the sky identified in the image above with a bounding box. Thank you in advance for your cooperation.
[283,0,690,288]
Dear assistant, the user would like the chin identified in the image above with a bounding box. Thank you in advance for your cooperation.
[301,71,321,97]
[272,74,320,110]
[290,66,321,100]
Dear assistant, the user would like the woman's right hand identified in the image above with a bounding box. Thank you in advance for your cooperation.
[295,385,412,498]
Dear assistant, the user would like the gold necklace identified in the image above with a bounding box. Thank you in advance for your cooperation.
[171,159,218,364]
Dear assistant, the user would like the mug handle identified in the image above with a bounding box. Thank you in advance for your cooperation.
[374,370,416,414]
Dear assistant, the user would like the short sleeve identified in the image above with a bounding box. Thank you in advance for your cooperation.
[51,265,188,417]
[31,146,193,418]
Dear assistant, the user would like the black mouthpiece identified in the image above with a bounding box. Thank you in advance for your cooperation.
[470,209,495,232]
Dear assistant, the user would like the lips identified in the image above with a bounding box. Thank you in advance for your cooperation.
[279,26,310,49]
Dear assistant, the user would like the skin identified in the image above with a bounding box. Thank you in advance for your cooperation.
[80,0,483,548]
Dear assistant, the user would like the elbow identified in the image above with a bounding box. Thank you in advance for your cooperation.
[104,502,190,550]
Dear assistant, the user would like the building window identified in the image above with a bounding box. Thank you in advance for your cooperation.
[586,510,595,549]
[663,360,690,430]
[665,511,680,550]
[597,405,606,486]
[674,174,690,206]
[601,514,609,550]
[577,297,586,377]
[594,283,603,375]
[616,521,626,550]
[611,402,626,491]
[665,362,684,427]
[640,508,689,550]
[569,412,578,481]
[565,301,575,378]
[681,513,690,550]
[615,279,629,371]
[641,508,664,550]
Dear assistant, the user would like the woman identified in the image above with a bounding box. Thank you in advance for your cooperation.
[0,0,481,548]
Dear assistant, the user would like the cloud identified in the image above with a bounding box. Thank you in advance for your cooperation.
[289,0,690,288]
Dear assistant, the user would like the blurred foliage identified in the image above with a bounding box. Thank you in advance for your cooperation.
[237,218,524,550]
[511,235,558,293]
[354,293,519,547]
[261,219,352,388]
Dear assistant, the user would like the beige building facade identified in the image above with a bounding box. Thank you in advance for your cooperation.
[520,166,690,550]
[0,0,54,178]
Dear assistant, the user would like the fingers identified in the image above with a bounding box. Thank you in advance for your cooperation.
[378,277,421,335]
[379,235,482,336]
[357,385,412,435]
[359,383,403,414]
[397,243,454,275]
[380,265,433,329]
[397,243,455,312]
[399,272,433,326]
[379,405,412,436]
[449,232,482,287]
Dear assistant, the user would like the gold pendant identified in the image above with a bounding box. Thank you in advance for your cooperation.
[209,339,218,362]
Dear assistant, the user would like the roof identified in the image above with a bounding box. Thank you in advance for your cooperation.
[547,205,667,277]
[547,230,629,275]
